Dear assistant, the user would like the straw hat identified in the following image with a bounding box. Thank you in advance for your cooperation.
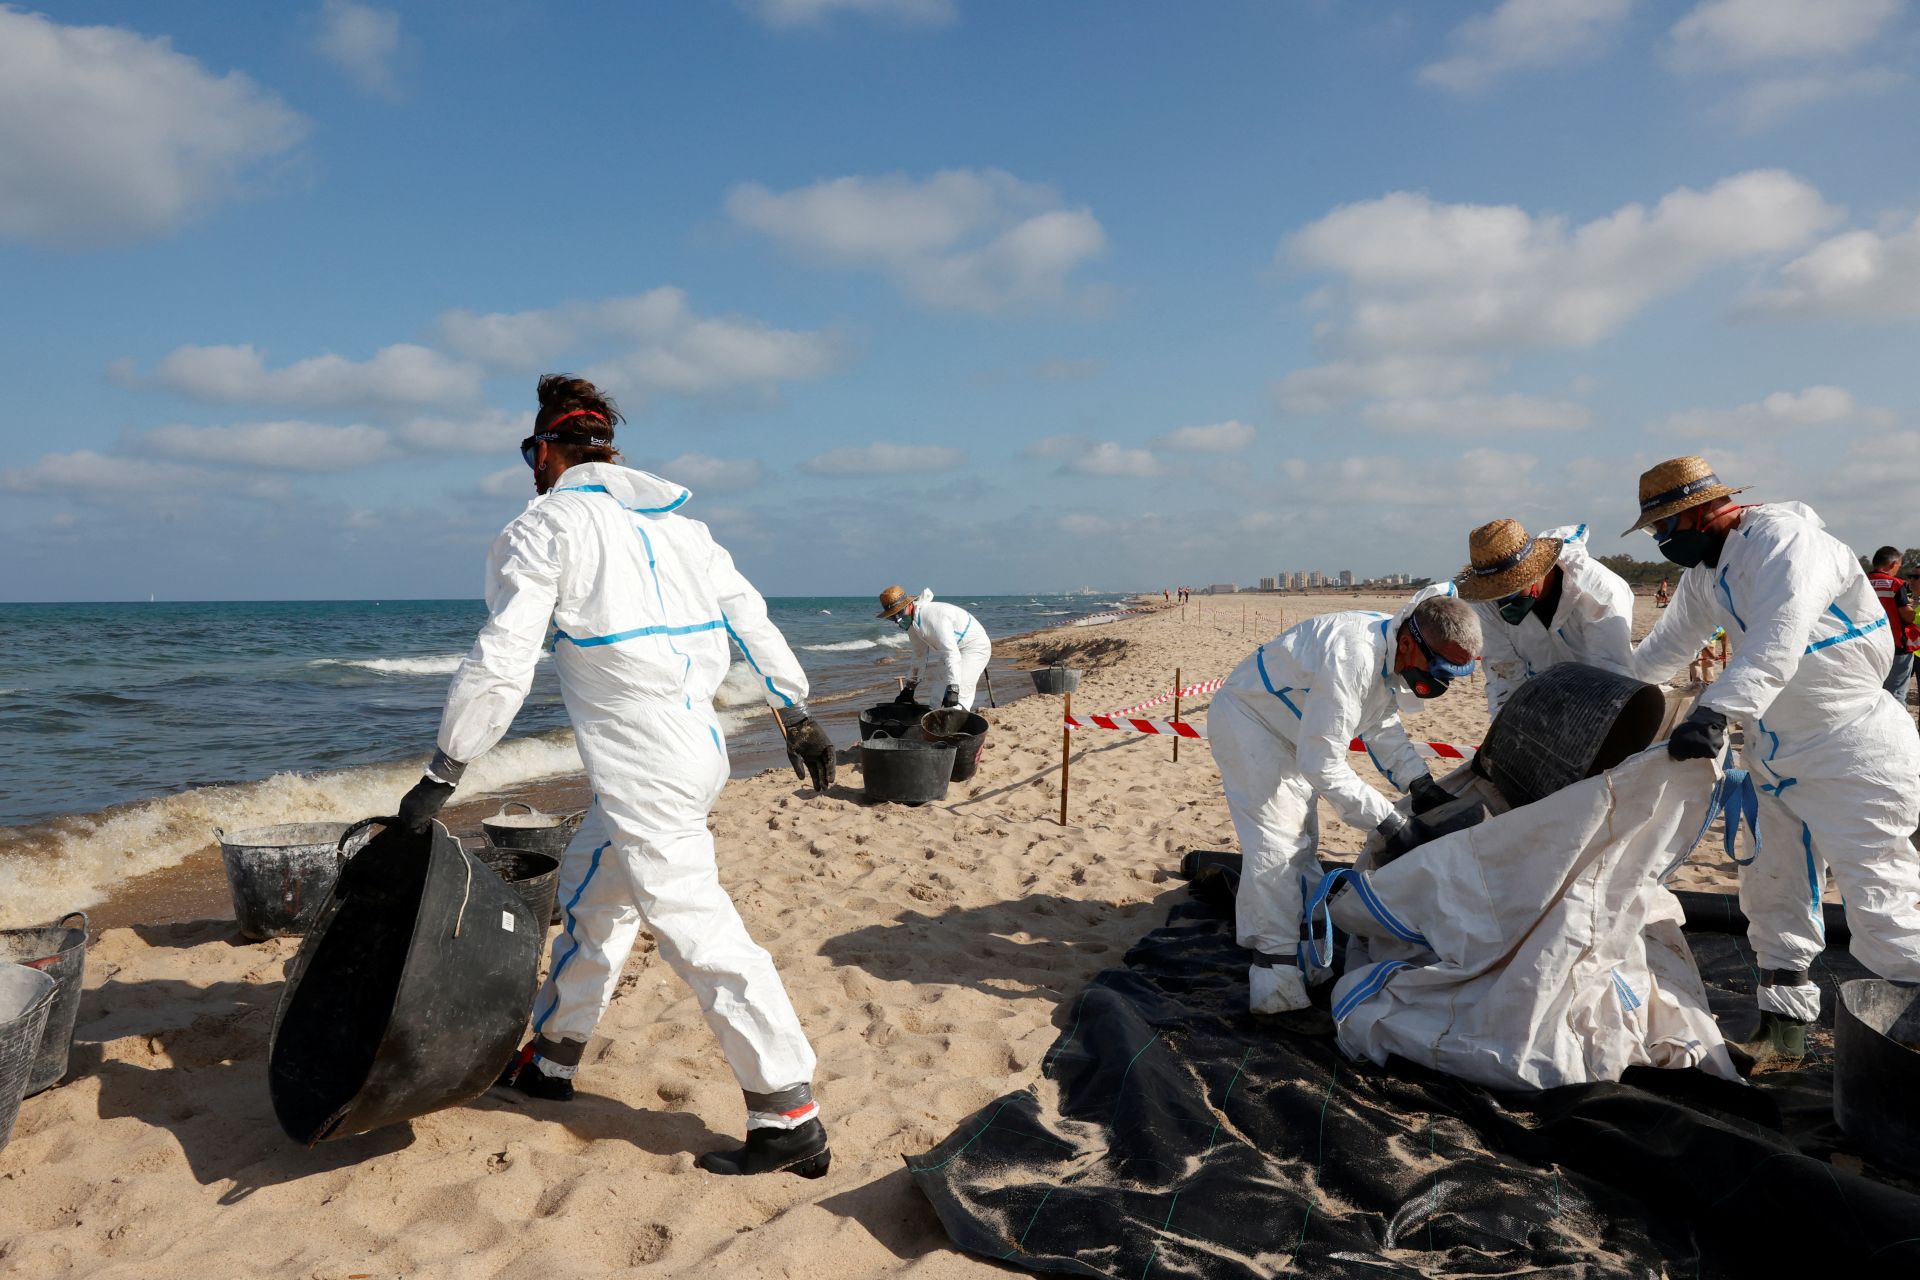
[1453,519,1563,602]
[1622,456,1746,536]
[876,584,912,618]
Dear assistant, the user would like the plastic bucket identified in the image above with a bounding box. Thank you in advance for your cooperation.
[0,911,88,1095]
[478,848,561,931]
[480,802,582,861]
[1834,978,1920,1177]
[0,966,55,1155]
[1030,666,1081,695]
[218,822,374,941]
[920,709,990,782]
[861,738,956,805]
[269,818,541,1144]
[859,703,931,742]
[1475,662,1666,810]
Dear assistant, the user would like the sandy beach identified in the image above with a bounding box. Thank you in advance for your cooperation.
[0,593,1742,1278]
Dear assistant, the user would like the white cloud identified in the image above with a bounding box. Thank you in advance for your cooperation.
[1752,214,1920,317]
[1,449,208,497]
[1023,433,1088,460]
[800,443,966,476]
[744,0,955,27]
[653,452,766,493]
[136,420,394,470]
[1057,513,1118,537]
[1280,448,1542,510]
[437,288,846,402]
[1151,420,1256,452]
[1657,386,1897,437]
[1061,442,1161,479]
[1419,0,1633,93]
[392,408,527,455]
[1274,356,1492,413]
[1363,393,1592,434]
[1668,0,1904,67]
[119,343,483,411]
[0,8,306,247]
[1285,170,1841,354]
[314,0,402,99]
[1721,66,1904,130]
[726,169,1107,313]
[476,466,529,498]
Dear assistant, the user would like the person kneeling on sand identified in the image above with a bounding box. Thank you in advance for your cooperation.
[1207,586,1481,1018]
[394,374,838,1178]
[877,585,992,711]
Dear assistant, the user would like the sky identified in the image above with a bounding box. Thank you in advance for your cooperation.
[2,0,1918,601]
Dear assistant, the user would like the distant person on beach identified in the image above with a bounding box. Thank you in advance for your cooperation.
[1627,456,1920,1062]
[1454,519,1634,719]
[1207,586,1481,1017]
[878,585,993,710]
[394,374,837,1178]
[1868,545,1917,701]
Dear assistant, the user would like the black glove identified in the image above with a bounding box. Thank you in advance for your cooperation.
[1408,774,1452,816]
[1374,812,1432,866]
[782,713,837,791]
[941,684,960,709]
[893,681,920,705]
[1669,706,1728,762]
[398,776,455,834]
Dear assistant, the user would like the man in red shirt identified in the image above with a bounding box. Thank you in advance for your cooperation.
[1869,546,1917,702]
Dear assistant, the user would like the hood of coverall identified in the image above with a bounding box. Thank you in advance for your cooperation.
[1386,581,1466,718]
[537,461,691,515]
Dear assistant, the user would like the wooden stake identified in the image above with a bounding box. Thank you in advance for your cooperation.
[1059,692,1072,827]
[1172,667,1182,763]
[769,705,791,743]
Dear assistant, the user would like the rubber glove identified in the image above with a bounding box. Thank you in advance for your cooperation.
[1669,706,1728,762]
[893,681,920,705]
[1408,774,1452,816]
[1374,812,1432,866]
[782,711,837,791]
[941,684,961,709]
[397,750,465,834]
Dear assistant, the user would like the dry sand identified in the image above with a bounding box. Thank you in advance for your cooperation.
[0,593,1740,1277]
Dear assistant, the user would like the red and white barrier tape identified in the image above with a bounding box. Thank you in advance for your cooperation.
[1358,737,1476,761]
[1064,712,1475,760]
[1109,676,1227,718]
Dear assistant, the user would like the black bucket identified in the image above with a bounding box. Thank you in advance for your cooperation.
[218,822,374,941]
[861,738,956,805]
[859,702,931,742]
[920,709,990,782]
[1834,978,1920,1177]
[480,802,582,861]
[478,848,561,931]
[0,911,88,1096]
[1476,662,1667,809]
[268,818,541,1145]
[1030,666,1081,695]
[0,966,54,1156]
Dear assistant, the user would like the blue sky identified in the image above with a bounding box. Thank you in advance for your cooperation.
[3,0,1918,601]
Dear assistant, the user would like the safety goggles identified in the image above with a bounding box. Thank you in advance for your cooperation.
[520,409,612,469]
[1404,613,1477,682]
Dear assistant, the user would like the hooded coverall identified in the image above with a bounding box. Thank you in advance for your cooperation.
[1632,502,1920,1019]
[905,590,992,710]
[1207,584,1457,1013]
[437,462,818,1127]
[1471,524,1636,719]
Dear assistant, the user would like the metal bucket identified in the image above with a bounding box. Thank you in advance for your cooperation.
[861,738,955,805]
[0,912,88,1095]
[1030,665,1081,695]
[920,709,990,783]
[1475,662,1667,810]
[859,703,931,742]
[480,802,582,861]
[477,848,561,931]
[218,823,375,941]
[1834,978,1920,1177]
[0,966,55,1155]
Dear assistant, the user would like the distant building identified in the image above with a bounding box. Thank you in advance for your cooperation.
[1309,571,1325,588]
[1258,576,1278,591]
[1339,569,1354,587]
[1208,583,1237,595]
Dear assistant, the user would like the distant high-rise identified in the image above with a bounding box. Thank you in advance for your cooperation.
[1339,569,1354,587]
[1208,583,1237,595]
[1258,575,1278,591]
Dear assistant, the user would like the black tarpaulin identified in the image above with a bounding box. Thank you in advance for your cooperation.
[907,853,1920,1278]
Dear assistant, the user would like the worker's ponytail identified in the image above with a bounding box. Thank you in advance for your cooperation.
[534,374,623,465]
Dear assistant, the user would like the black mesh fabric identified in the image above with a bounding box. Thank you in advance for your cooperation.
[906,853,1920,1278]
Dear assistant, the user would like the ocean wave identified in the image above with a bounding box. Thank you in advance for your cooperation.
[312,654,466,676]
[711,661,768,709]
[803,638,881,652]
[0,731,583,928]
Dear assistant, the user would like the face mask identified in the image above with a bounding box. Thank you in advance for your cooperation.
[1655,527,1724,569]
[1398,613,1475,701]
[1401,667,1451,700]
[1496,592,1538,625]
[892,613,913,631]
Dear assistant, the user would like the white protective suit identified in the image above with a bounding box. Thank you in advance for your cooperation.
[1322,749,1739,1090]
[1472,524,1636,718]
[437,462,818,1125]
[1206,583,1459,1014]
[905,591,992,710]
[1631,502,1920,1020]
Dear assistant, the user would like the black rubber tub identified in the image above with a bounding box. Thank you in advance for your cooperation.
[859,702,932,742]
[862,738,956,805]
[477,847,561,931]
[268,818,541,1145]
[920,709,990,783]
[1834,978,1920,1177]
[1476,662,1667,809]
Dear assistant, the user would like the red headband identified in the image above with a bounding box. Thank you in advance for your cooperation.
[543,408,606,432]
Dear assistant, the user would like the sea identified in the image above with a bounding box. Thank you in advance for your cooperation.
[0,594,1130,923]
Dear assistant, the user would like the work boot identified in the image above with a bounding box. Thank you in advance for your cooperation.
[495,1042,575,1101]
[697,1118,831,1178]
[1735,1011,1810,1064]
